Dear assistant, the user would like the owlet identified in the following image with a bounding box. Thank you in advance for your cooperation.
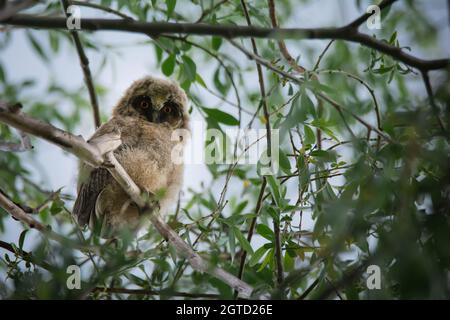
[73,76,189,237]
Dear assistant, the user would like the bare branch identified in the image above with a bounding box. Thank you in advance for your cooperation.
[0,0,37,21]
[2,14,448,71]
[0,188,46,231]
[267,0,305,73]
[0,101,104,166]
[93,286,220,299]
[421,71,446,132]
[313,40,335,71]
[60,0,101,129]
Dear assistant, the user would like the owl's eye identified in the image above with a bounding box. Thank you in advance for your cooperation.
[140,100,150,109]
[162,105,172,113]
[132,95,152,110]
[158,101,182,126]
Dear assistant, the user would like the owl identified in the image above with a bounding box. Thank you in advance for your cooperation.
[73,76,189,237]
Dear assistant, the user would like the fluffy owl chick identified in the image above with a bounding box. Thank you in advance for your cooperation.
[73,76,189,237]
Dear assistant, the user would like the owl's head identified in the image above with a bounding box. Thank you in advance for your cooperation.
[113,76,189,130]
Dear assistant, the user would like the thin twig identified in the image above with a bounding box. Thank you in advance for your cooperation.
[195,0,229,23]
[236,178,267,287]
[297,277,320,300]
[421,71,445,132]
[344,0,398,30]
[60,0,101,128]
[267,0,305,73]
[313,40,335,71]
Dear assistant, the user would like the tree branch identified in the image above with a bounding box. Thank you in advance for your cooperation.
[0,239,53,271]
[421,71,445,132]
[0,0,37,20]
[2,14,448,71]
[0,188,46,231]
[0,101,263,299]
[345,0,398,29]
[267,0,305,73]
[60,0,101,128]
[93,286,220,299]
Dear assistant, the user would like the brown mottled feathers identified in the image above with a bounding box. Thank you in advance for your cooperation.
[72,167,111,227]
[72,76,189,236]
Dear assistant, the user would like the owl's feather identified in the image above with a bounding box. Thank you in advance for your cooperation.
[73,167,111,227]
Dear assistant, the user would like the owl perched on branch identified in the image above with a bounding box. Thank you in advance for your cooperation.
[73,76,189,237]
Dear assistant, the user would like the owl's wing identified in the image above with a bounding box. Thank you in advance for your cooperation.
[73,119,123,227]
[73,167,112,227]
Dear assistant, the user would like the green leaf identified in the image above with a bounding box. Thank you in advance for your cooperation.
[18,229,28,250]
[307,80,335,95]
[195,73,207,88]
[234,227,253,254]
[181,55,196,82]
[301,91,316,118]
[372,65,394,74]
[257,248,273,272]
[256,224,274,241]
[310,150,337,162]
[26,31,49,62]
[310,119,339,142]
[49,32,59,53]
[266,175,282,207]
[304,124,315,145]
[0,64,5,83]
[212,36,223,50]
[202,107,239,126]
[162,54,176,76]
[280,93,301,135]
[161,54,176,77]
[166,0,176,17]
[249,246,268,267]
[284,252,294,272]
[279,149,291,174]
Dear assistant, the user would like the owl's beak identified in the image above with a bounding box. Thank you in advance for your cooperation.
[149,110,159,122]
